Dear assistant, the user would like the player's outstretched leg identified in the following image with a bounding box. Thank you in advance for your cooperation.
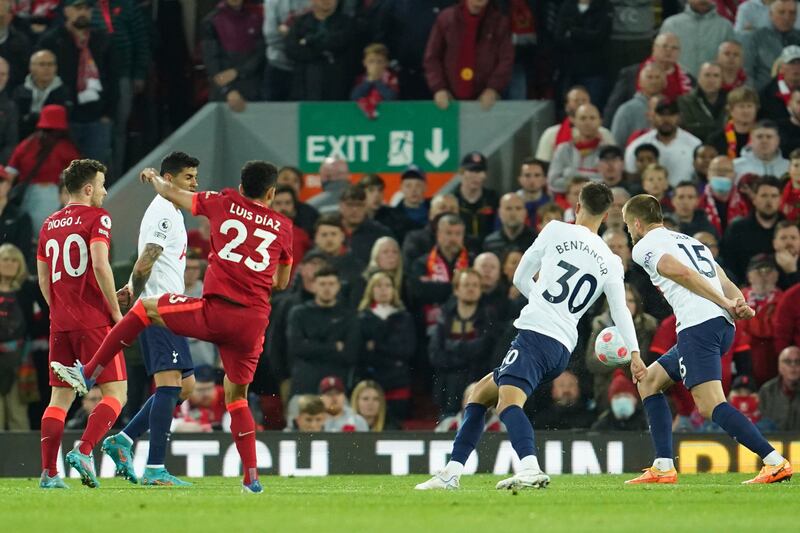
[627,362,678,484]
[415,374,498,490]
[40,393,71,489]
[494,385,549,491]
[692,382,792,484]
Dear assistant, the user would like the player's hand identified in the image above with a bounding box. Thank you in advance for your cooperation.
[140,167,158,184]
[116,285,133,311]
[630,353,647,384]
[734,298,756,320]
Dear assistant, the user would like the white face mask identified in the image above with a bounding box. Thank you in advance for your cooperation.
[611,396,636,420]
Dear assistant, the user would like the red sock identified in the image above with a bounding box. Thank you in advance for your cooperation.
[78,396,122,455]
[41,406,67,476]
[228,399,257,484]
[84,301,150,378]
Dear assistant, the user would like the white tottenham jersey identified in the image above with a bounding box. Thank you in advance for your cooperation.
[631,226,731,332]
[513,221,640,353]
[137,194,187,298]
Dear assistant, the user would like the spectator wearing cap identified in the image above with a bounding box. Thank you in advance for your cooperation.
[423,0,513,111]
[603,33,692,126]
[262,0,312,102]
[284,394,326,432]
[596,145,630,191]
[611,64,666,147]
[482,192,535,257]
[12,50,73,141]
[708,86,760,159]
[0,57,18,165]
[454,151,499,241]
[736,0,800,35]
[759,45,800,122]
[263,249,328,395]
[678,62,727,142]
[310,214,364,299]
[515,157,551,224]
[0,0,31,91]
[308,156,350,212]
[429,268,495,416]
[691,144,718,189]
[758,346,800,430]
[624,97,702,187]
[771,219,800,289]
[184,251,219,368]
[284,0,356,101]
[779,89,800,153]
[319,376,369,432]
[590,370,649,430]
[339,184,393,265]
[5,104,80,232]
[401,193,460,265]
[37,0,116,168]
[288,267,361,395]
[202,0,265,112]
[722,176,783,282]
[272,184,312,269]
[392,165,431,242]
[552,0,614,107]
[548,104,608,193]
[408,213,470,336]
[659,0,735,77]
[276,165,320,236]
[733,120,789,179]
[537,86,615,162]
[740,253,783,384]
[0,169,32,264]
[745,0,800,91]
[699,155,750,235]
[673,180,719,237]
[717,40,747,92]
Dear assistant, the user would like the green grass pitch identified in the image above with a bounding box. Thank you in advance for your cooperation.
[2,474,795,533]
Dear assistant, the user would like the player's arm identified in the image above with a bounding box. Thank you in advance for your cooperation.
[37,260,51,306]
[604,278,644,381]
[273,262,292,291]
[90,241,123,322]
[512,228,548,296]
[140,168,195,211]
[716,264,755,319]
[130,243,164,298]
[656,253,737,315]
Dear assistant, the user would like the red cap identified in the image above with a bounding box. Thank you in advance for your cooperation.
[608,369,638,401]
[319,375,345,395]
[37,104,69,131]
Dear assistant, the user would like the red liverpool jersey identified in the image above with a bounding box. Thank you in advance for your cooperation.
[191,189,293,311]
[37,203,114,332]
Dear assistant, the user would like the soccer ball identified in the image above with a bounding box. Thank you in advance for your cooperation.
[594,326,631,367]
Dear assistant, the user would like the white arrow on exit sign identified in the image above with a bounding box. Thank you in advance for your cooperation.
[424,128,449,168]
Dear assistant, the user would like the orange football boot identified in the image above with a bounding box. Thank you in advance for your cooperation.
[624,467,678,484]
[742,460,793,484]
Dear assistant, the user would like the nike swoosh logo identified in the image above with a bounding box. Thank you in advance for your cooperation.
[41,437,49,442]
[237,431,254,437]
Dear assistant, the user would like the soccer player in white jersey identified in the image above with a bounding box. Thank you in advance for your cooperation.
[623,194,792,484]
[416,183,641,491]
[100,152,200,487]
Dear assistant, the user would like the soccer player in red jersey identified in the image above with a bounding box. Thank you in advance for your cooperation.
[36,159,127,489]
[53,160,293,493]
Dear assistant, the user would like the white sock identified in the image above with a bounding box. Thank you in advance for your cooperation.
[118,431,133,445]
[653,458,674,471]
[762,450,784,466]
[520,455,541,472]
[146,464,164,469]
[443,460,464,478]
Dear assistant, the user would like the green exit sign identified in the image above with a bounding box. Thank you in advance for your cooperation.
[298,102,459,173]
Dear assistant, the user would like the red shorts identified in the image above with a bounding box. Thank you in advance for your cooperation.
[49,326,126,387]
[157,294,269,385]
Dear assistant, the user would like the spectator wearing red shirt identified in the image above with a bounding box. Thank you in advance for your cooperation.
[773,280,800,353]
[5,104,80,232]
[172,366,228,432]
[424,0,514,111]
[740,254,784,385]
[780,149,800,222]
[186,216,211,259]
[717,40,747,92]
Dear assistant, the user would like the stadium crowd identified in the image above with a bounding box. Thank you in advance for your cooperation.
[1,0,800,434]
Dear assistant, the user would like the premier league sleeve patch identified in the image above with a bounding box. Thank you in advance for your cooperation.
[159,218,172,232]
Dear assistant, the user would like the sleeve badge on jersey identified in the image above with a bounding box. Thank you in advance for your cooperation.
[100,215,112,229]
[159,218,172,232]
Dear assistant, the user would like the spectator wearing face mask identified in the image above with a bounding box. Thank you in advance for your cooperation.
[590,370,649,430]
[699,155,750,235]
